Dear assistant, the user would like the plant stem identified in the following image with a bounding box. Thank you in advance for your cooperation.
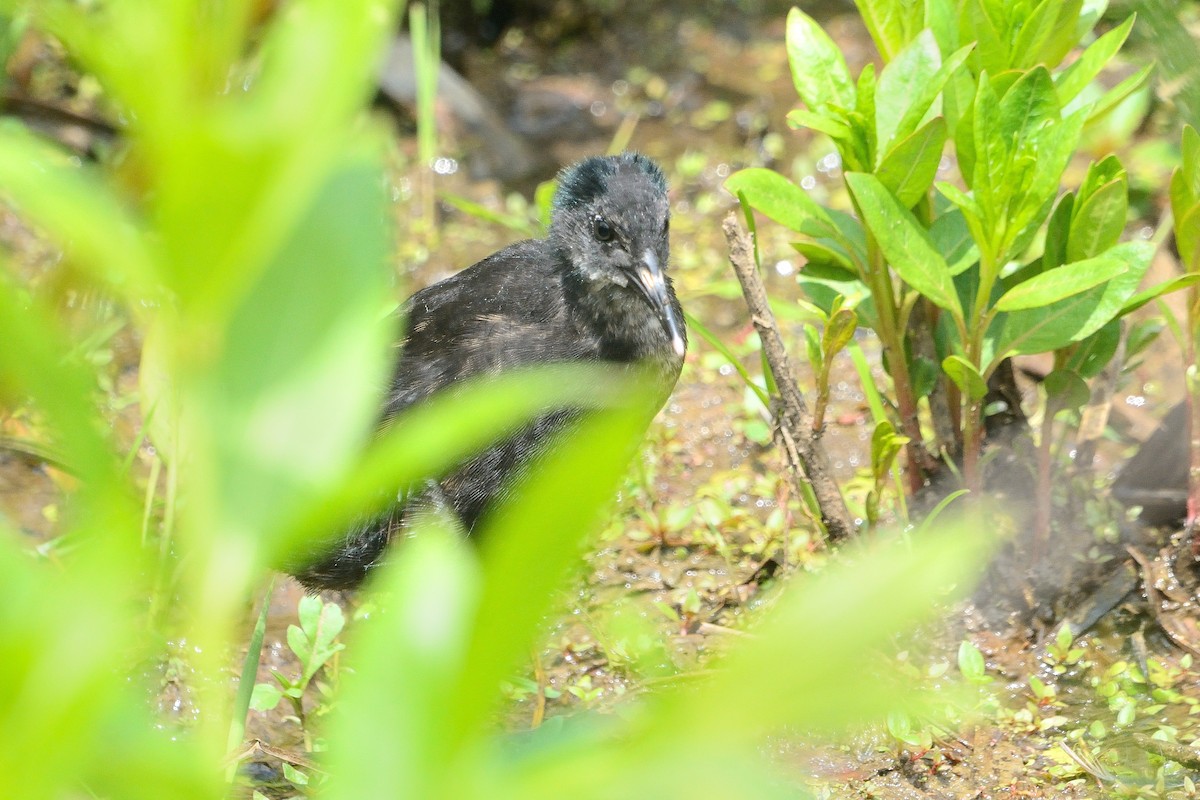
[724,213,856,541]
[960,248,1001,495]
[864,238,932,494]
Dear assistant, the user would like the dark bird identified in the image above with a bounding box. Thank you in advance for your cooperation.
[292,152,685,590]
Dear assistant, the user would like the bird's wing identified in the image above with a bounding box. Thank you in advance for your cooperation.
[383,240,592,418]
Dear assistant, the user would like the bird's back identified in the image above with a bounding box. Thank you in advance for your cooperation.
[383,238,597,420]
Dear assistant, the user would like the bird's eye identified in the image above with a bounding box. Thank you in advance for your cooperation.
[593,217,614,242]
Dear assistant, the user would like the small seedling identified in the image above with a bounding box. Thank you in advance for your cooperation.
[250,595,346,747]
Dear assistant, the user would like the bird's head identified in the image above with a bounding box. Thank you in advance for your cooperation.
[549,153,685,359]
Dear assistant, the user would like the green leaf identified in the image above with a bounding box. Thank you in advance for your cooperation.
[925,0,958,54]
[910,355,939,399]
[1054,15,1135,104]
[724,168,838,239]
[892,44,975,154]
[1068,160,1127,262]
[1042,192,1075,271]
[1020,108,1085,242]
[0,122,157,295]
[845,172,962,318]
[1067,320,1120,379]
[877,117,948,208]
[643,525,986,743]
[299,598,346,685]
[1041,0,1086,67]
[876,30,941,154]
[1077,154,1125,202]
[798,262,873,319]
[805,323,825,376]
[994,68,1060,214]
[202,156,394,549]
[1012,0,1063,70]
[958,640,991,683]
[942,354,987,401]
[996,241,1154,357]
[917,488,969,533]
[870,419,908,481]
[1119,273,1200,316]
[786,108,853,141]
[961,0,1007,74]
[994,253,1127,312]
[786,7,855,111]
[854,0,915,60]
[1177,200,1200,273]
[1085,61,1154,123]
[793,239,857,273]
[855,65,879,164]
[440,193,539,237]
[929,209,978,276]
[1044,369,1090,415]
[249,682,284,713]
[1179,125,1200,206]
[822,307,859,360]
[936,181,982,225]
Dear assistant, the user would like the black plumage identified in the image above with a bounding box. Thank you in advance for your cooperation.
[292,152,685,590]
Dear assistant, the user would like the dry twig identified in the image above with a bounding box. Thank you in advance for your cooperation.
[723,212,855,542]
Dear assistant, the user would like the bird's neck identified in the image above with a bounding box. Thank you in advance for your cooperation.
[561,263,683,380]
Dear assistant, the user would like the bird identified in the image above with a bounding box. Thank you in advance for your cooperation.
[290,152,686,590]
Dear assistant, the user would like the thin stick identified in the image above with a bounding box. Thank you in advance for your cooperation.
[723,213,855,542]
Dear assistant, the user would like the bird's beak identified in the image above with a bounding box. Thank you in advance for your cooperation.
[633,250,686,358]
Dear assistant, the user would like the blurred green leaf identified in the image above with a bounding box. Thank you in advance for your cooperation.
[805,322,825,377]
[278,364,657,562]
[0,122,156,295]
[649,525,983,740]
[323,520,478,800]
[325,402,657,800]
[957,640,992,684]
[250,683,284,713]
[196,154,394,551]
[441,193,539,237]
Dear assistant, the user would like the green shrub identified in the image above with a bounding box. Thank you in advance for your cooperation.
[727,1,1183,503]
